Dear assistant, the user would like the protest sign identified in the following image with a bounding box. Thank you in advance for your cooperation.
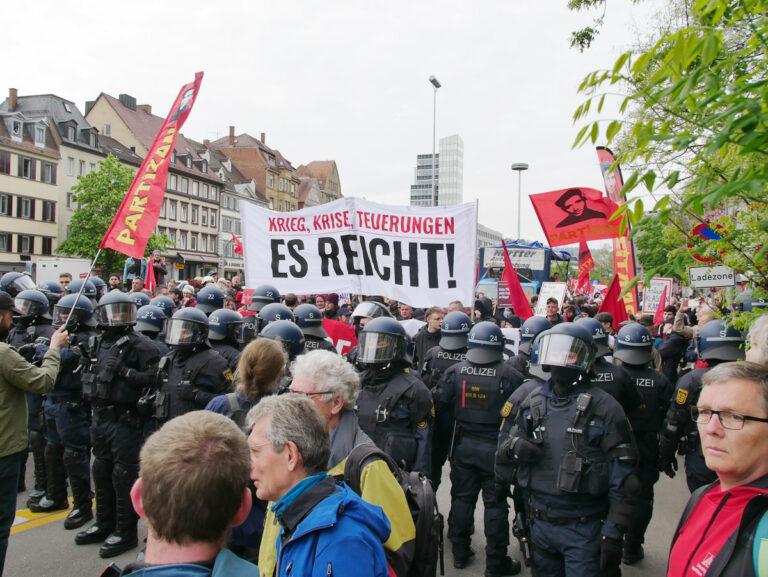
[241,198,478,308]
[642,277,673,314]
[534,282,567,316]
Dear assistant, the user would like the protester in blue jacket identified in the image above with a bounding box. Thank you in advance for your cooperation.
[249,394,391,577]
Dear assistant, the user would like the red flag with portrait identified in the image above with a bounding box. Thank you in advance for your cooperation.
[577,240,594,293]
[529,187,621,247]
[100,72,204,258]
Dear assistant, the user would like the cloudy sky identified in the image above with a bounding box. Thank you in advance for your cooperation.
[6,0,659,240]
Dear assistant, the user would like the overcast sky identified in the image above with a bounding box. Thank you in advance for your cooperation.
[6,0,659,241]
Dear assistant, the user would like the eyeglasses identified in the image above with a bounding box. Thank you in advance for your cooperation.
[288,389,332,398]
[691,406,768,430]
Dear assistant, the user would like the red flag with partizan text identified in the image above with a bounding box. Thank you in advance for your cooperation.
[598,273,629,331]
[100,72,204,258]
[501,242,534,320]
[577,240,594,293]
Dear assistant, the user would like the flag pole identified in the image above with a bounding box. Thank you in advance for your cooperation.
[62,248,102,328]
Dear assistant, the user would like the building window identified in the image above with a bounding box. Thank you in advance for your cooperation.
[190,233,197,251]
[79,160,85,176]
[178,231,187,249]
[191,181,198,196]
[186,157,192,168]
[210,209,217,228]
[169,229,176,243]
[201,234,207,253]
[191,206,198,224]
[0,151,10,175]
[180,178,188,194]
[19,157,36,180]
[21,198,33,219]
[168,200,177,220]
[201,160,207,172]
[67,157,74,176]
[90,133,97,148]
[279,178,284,192]
[168,174,177,191]
[41,237,53,255]
[160,199,167,218]
[42,201,55,222]
[201,184,209,199]
[0,232,10,252]
[67,126,76,140]
[90,163,96,173]
[179,203,188,223]
[104,124,111,136]
[268,175,275,189]
[11,120,22,141]
[42,162,56,184]
[19,235,33,254]
[35,126,46,148]
[210,186,217,201]
[0,193,11,216]
[201,209,207,226]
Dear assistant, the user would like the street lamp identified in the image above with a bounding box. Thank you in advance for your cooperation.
[511,162,529,240]
[429,75,441,207]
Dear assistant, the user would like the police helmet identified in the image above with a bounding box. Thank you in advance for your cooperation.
[439,311,471,351]
[14,289,52,321]
[518,316,552,355]
[534,323,596,373]
[742,297,768,313]
[129,292,151,309]
[575,317,611,357]
[65,279,98,301]
[89,276,108,299]
[37,281,64,306]
[165,307,209,347]
[209,309,243,342]
[95,290,137,327]
[196,285,225,315]
[357,316,407,365]
[260,320,305,359]
[294,304,328,339]
[613,322,654,365]
[698,320,745,361]
[0,272,35,297]
[247,284,281,312]
[150,296,176,319]
[135,305,167,334]
[53,293,95,329]
[257,303,295,333]
[466,321,505,364]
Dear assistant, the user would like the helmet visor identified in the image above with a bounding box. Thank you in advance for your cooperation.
[165,318,207,346]
[11,275,35,294]
[14,297,45,318]
[351,302,386,320]
[357,332,402,364]
[536,333,593,371]
[95,302,136,326]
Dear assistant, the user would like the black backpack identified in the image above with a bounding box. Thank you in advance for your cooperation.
[224,393,250,430]
[343,443,444,577]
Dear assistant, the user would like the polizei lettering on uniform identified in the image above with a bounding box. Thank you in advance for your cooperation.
[241,197,478,308]
[459,366,497,377]
[437,351,466,361]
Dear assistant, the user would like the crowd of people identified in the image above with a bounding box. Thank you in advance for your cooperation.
[1,266,767,577]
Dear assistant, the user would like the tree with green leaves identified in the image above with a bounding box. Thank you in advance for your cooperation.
[57,154,169,278]
[572,0,768,329]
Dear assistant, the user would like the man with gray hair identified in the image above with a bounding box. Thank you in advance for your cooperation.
[248,394,391,577]
[257,351,416,577]
[747,314,768,366]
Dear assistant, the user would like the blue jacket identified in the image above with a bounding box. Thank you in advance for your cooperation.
[272,481,391,577]
[121,548,256,576]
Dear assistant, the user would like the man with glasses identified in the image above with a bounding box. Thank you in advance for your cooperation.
[412,306,443,373]
[668,361,768,577]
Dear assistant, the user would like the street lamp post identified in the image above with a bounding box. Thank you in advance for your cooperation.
[429,75,441,207]
[511,162,529,240]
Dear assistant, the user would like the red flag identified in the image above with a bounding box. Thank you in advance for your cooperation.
[653,285,668,326]
[501,242,534,320]
[231,233,244,256]
[145,259,156,293]
[322,318,358,355]
[100,72,204,258]
[577,240,594,293]
[529,187,621,247]
[598,274,629,331]
[596,147,639,315]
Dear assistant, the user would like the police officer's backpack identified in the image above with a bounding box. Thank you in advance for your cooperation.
[344,443,444,577]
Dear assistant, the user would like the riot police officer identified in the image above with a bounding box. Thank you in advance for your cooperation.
[0,271,36,296]
[127,291,150,310]
[154,308,233,426]
[355,316,432,474]
[38,280,64,315]
[66,279,99,305]
[294,303,336,352]
[436,321,524,576]
[260,320,306,361]
[256,302,294,332]
[149,295,176,319]
[507,316,551,379]
[135,305,170,356]
[659,319,744,492]
[208,309,243,371]
[195,285,225,315]
[420,310,471,487]
[242,284,281,345]
[575,317,643,414]
[612,322,672,564]
[90,276,108,300]
[345,300,392,364]
[29,294,96,531]
[496,323,638,577]
[8,289,55,506]
[75,290,160,558]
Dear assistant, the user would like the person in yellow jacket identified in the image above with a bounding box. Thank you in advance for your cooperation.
[257,350,415,577]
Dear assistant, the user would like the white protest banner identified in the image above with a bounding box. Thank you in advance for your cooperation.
[642,277,673,314]
[241,197,478,308]
[502,327,520,359]
[534,282,567,316]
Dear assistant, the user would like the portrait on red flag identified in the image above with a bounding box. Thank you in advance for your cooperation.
[530,186,621,247]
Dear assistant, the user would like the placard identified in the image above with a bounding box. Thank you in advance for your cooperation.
[642,277,673,314]
[534,282,568,316]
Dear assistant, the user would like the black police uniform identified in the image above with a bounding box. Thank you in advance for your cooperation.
[590,357,644,414]
[303,335,336,352]
[145,333,170,357]
[77,328,159,556]
[506,351,531,379]
[420,344,467,487]
[437,358,524,574]
[210,341,241,371]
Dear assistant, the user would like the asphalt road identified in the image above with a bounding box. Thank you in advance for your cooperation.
[7,459,688,577]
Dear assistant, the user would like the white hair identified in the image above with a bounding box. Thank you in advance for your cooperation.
[748,314,768,366]
[291,350,360,410]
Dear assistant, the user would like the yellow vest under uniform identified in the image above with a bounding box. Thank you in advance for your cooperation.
[258,456,416,577]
